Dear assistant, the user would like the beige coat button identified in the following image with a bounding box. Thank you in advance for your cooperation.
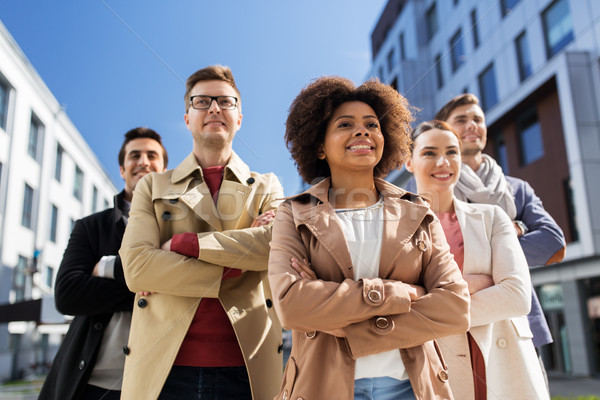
[375,317,390,329]
[368,289,382,303]
[438,370,449,382]
[417,240,428,251]
[305,331,316,339]
[497,338,507,348]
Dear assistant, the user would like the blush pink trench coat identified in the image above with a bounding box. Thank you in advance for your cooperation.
[268,178,471,400]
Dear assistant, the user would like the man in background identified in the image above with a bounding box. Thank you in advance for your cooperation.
[39,127,168,400]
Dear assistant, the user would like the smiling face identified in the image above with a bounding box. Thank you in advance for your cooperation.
[184,80,242,152]
[446,103,487,156]
[120,137,166,199]
[406,128,461,196]
[320,101,384,180]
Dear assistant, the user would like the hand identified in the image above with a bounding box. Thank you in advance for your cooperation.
[251,210,276,227]
[463,274,494,294]
[323,328,346,338]
[291,257,317,280]
[92,261,101,277]
[406,283,426,301]
[161,239,171,251]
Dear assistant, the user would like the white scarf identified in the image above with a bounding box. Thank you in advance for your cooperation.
[454,154,517,220]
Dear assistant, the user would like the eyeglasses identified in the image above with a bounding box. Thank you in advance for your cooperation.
[189,95,238,110]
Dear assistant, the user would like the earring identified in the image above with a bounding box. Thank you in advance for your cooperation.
[318,152,326,160]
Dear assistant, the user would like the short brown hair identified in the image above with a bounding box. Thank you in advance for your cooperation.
[410,120,462,152]
[285,76,414,184]
[434,93,480,122]
[118,127,168,168]
[184,65,241,112]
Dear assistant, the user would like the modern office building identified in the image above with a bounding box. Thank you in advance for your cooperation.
[0,20,117,380]
[370,0,600,377]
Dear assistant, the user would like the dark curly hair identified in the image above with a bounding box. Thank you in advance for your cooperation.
[285,76,414,183]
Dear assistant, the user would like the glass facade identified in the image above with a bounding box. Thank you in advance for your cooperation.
[450,29,465,72]
[478,63,498,110]
[542,0,574,58]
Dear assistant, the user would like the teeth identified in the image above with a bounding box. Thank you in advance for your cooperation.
[433,174,450,178]
[349,145,371,150]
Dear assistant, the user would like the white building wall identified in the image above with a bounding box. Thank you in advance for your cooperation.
[0,20,117,380]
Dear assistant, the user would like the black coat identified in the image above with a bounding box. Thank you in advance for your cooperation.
[39,191,134,400]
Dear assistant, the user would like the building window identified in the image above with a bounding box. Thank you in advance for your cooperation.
[0,78,9,131]
[73,165,84,200]
[70,218,76,233]
[378,67,384,80]
[387,49,395,73]
[515,31,532,81]
[399,33,406,60]
[49,204,58,243]
[92,186,98,212]
[426,2,438,40]
[563,177,579,242]
[542,0,574,58]
[55,144,63,182]
[518,110,544,165]
[22,184,34,229]
[478,63,498,111]
[46,266,54,288]
[453,0,459,5]
[14,255,28,301]
[450,29,465,72]
[435,54,444,89]
[103,198,110,211]
[501,0,520,16]
[494,132,509,174]
[28,115,43,161]
[471,9,480,49]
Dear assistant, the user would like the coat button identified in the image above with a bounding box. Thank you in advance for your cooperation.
[137,298,147,308]
[123,345,130,355]
[246,177,255,184]
[375,317,389,329]
[78,360,85,370]
[169,198,178,204]
[417,240,428,251]
[162,211,171,221]
[305,331,316,339]
[367,290,382,303]
[278,344,284,353]
[266,299,273,308]
[282,390,288,400]
[93,322,103,330]
[497,338,507,348]
[438,370,449,382]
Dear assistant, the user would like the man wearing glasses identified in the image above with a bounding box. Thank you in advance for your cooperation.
[119,65,284,399]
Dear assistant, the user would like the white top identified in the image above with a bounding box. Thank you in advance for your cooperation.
[335,198,408,381]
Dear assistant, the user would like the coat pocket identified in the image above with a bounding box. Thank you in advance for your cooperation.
[277,356,298,400]
[510,316,533,339]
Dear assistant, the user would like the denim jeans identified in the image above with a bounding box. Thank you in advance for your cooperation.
[354,377,416,400]
[158,365,251,400]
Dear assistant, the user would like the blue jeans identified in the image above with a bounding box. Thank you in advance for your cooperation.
[354,377,416,400]
[158,365,251,400]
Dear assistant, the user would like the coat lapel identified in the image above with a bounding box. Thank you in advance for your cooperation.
[454,199,488,275]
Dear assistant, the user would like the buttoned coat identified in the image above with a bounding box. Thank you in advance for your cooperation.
[436,199,549,400]
[39,191,132,400]
[268,178,470,400]
[119,152,284,400]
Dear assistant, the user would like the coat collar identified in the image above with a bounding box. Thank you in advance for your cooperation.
[290,177,432,279]
[171,151,251,184]
[453,198,488,274]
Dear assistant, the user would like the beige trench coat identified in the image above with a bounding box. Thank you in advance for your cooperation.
[437,199,549,400]
[119,152,284,400]
[268,178,471,400]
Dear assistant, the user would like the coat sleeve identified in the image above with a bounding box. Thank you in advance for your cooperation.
[55,218,134,316]
[268,202,418,332]
[513,178,565,266]
[194,175,284,270]
[469,206,531,327]
[342,218,470,358]
[120,175,224,297]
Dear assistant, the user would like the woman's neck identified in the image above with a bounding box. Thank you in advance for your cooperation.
[419,187,454,214]
[329,173,379,209]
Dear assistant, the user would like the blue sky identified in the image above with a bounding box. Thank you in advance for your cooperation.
[1,1,387,195]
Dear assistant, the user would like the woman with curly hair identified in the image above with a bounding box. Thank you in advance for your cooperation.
[268,77,471,400]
